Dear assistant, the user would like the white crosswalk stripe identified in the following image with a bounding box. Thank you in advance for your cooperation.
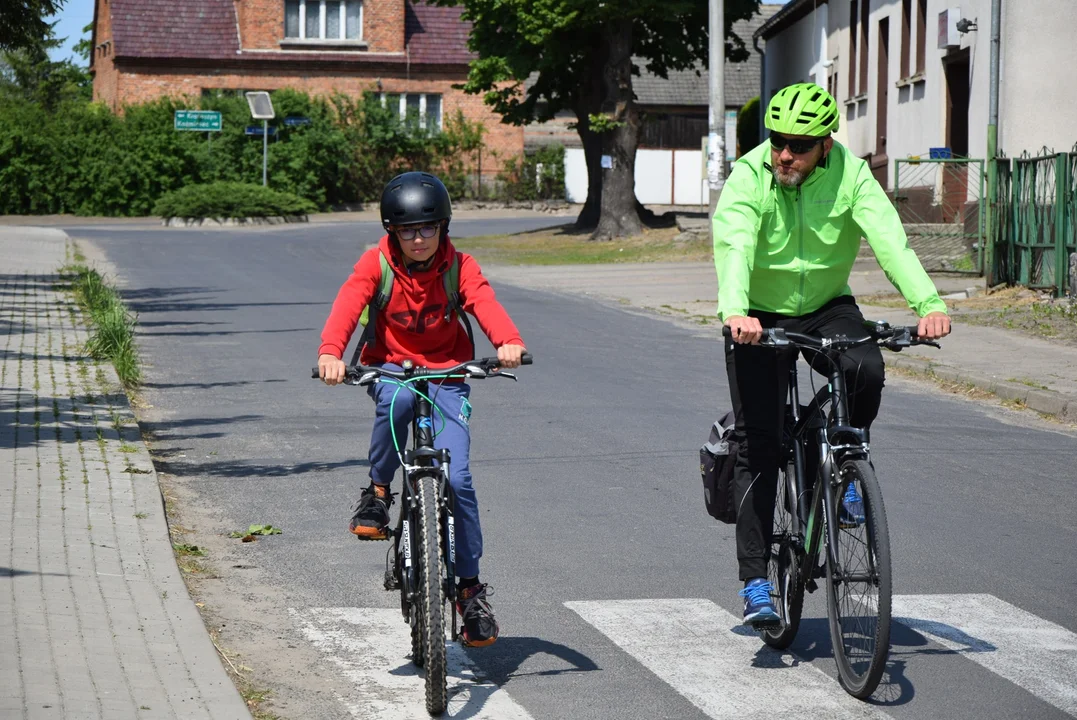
[566,599,888,719]
[291,595,1077,719]
[893,594,1077,717]
[290,607,535,720]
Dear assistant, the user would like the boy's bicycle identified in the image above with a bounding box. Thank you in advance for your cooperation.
[312,354,531,715]
[725,321,939,698]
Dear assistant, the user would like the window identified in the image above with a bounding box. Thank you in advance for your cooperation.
[380,93,443,130]
[900,0,912,78]
[859,0,869,95]
[848,0,858,97]
[915,0,927,74]
[285,0,363,41]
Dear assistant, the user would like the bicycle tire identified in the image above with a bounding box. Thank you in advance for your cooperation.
[418,474,448,715]
[825,458,891,699]
[406,504,425,669]
[762,461,805,649]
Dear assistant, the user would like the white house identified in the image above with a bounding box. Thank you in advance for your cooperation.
[756,0,1077,189]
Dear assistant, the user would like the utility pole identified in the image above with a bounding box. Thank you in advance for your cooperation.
[984,0,1001,286]
[707,0,726,218]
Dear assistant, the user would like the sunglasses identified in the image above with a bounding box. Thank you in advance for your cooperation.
[770,133,825,155]
[395,224,440,241]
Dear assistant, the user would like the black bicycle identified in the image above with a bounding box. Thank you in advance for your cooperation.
[313,354,531,715]
[725,321,939,699]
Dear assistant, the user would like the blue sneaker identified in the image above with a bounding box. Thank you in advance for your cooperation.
[739,578,780,627]
[840,483,865,527]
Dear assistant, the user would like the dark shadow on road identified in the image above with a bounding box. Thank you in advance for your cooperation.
[153,456,368,479]
[139,327,314,338]
[142,379,287,390]
[466,635,600,685]
[0,567,70,578]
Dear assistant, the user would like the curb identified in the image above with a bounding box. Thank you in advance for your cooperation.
[886,353,1077,423]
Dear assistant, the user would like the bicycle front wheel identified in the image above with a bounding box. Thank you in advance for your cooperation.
[762,461,805,649]
[418,474,448,715]
[825,458,891,699]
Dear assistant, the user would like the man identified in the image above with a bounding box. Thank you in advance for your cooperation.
[712,83,951,625]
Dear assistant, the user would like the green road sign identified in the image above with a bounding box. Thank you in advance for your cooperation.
[174,110,222,132]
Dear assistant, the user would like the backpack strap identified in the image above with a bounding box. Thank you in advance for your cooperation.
[442,252,476,357]
[352,252,394,365]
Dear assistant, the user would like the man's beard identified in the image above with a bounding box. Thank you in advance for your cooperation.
[772,165,805,188]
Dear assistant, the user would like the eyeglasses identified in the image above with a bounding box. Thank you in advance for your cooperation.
[770,133,826,155]
[395,224,440,241]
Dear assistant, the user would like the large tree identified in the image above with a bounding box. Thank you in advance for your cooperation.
[436,0,758,238]
[1,20,92,110]
[1,1,66,52]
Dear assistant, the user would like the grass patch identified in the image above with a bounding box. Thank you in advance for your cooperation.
[1008,377,1050,391]
[60,264,142,388]
[453,224,712,265]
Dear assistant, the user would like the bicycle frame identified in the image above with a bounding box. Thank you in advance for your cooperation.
[388,377,459,639]
[782,355,872,591]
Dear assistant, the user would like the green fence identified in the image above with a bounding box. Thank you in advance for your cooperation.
[991,145,1077,295]
[893,158,985,274]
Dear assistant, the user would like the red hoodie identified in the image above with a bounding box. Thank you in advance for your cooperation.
[319,235,524,368]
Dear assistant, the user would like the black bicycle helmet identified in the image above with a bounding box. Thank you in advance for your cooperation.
[379,171,452,230]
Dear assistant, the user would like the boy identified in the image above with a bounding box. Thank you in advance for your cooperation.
[317,171,526,647]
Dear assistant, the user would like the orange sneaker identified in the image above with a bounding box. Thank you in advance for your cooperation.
[348,485,392,540]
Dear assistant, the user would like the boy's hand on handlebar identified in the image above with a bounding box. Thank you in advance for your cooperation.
[725,315,763,345]
[318,353,346,386]
[496,344,527,369]
[917,311,951,341]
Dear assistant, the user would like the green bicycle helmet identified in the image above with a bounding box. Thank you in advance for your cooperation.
[765,83,839,137]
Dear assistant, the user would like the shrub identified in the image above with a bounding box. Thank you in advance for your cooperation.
[153,181,317,219]
[737,96,760,157]
[497,144,565,202]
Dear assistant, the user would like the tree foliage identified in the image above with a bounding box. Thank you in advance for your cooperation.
[0,0,66,52]
[435,0,760,236]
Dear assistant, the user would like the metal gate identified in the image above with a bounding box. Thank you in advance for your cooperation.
[991,145,1077,295]
[893,158,985,274]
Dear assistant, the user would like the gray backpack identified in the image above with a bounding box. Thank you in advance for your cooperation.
[699,411,738,524]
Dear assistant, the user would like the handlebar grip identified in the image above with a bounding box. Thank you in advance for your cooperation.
[311,367,320,379]
[721,326,732,338]
[521,352,533,365]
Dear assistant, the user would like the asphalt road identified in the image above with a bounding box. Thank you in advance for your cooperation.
[69,218,1077,720]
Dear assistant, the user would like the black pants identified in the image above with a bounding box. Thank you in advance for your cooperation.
[725,296,885,580]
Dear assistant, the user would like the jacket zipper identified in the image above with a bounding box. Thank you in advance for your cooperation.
[796,184,805,316]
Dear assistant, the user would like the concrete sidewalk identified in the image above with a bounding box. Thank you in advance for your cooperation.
[484,261,1077,423]
[0,228,251,719]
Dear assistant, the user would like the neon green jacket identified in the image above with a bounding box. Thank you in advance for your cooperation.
[712,140,947,320]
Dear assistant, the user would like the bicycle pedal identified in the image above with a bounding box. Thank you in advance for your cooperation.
[805,578,819,593]
[352,531,391,541]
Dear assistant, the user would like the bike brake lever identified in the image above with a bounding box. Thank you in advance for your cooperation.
[492,370,518,381]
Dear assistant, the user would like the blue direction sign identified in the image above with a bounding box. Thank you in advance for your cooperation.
[284,116,311,126]
[244,125,279,136]
[174,110,222,132]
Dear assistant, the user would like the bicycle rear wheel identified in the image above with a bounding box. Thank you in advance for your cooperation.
[418,474,447,715]
[825,458,891,699]
[762,461,805,649]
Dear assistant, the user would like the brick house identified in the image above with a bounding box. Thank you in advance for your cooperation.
[89,0,523,175]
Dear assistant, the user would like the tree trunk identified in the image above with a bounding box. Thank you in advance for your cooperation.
[572,42,607,231]
[593,19,642,241]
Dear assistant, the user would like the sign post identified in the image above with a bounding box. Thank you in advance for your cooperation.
[244,92,276,187]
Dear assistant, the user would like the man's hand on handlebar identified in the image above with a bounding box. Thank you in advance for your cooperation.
[318,353,346,386]
[724,315,764,345]
[916,311,951,341]
[496,343,527,369]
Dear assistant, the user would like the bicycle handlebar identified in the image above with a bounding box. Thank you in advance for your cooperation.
[311,353,533,383]
[722,322,940,352]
